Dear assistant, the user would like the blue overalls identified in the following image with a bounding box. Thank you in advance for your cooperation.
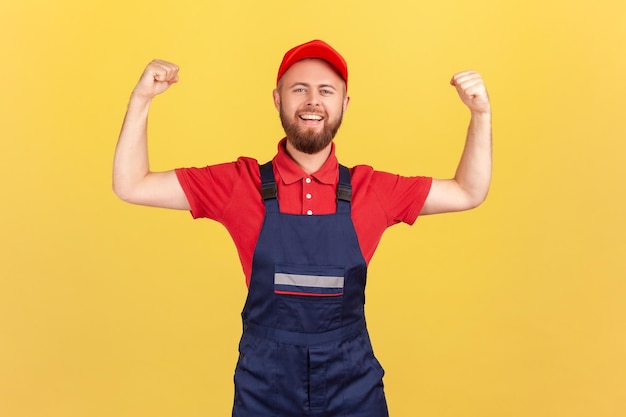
[232,162,389,417]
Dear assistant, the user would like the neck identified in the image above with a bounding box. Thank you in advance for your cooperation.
[285,140,333,175]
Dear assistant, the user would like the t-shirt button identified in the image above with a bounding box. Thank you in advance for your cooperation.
[305,178,312,184]
[306,193,312,199]
[307,210,313,215]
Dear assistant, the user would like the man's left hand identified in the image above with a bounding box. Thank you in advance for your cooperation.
[450,71,491,115]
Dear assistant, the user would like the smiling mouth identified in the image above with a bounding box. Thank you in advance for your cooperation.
[299,114,324,121]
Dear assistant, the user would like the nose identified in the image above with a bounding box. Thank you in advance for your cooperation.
[305,90,321,106]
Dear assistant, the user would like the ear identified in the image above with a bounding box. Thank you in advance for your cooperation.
[272,89,281,111]
[343,95,350,113]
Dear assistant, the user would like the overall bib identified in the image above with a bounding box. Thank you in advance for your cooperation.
[232,162,389,417]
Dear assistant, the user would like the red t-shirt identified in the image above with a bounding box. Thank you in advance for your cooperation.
[175,139,432,286]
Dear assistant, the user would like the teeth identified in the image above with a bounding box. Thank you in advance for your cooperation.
[300,114,323,120]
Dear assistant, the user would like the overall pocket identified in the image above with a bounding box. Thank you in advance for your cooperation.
[274,263,345,332]
[274,263,345,297]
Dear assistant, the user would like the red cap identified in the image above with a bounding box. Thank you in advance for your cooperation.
[276,40,348,89]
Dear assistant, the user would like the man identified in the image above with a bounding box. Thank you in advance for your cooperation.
[113,40,491,417]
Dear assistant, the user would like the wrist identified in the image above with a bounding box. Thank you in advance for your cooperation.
[128,91,153,108]
[470,110,492,120]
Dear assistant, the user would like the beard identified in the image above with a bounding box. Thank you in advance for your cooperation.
[279,105,344,155]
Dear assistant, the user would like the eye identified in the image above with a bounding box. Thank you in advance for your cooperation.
[293,88,306,93]
[320,89,333,96]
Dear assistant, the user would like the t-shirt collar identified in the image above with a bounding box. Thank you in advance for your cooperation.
[274,138,339,185]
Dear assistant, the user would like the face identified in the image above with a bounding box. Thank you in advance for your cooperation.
[273,59,350,154]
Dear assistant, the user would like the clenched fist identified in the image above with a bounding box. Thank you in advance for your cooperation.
[132,59,180,100]
[450,71,490,115]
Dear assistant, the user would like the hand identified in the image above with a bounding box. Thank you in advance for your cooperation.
[132,59,180,100]
[450,71,490,115]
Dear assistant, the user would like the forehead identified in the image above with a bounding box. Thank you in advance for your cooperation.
[280,58,345,87]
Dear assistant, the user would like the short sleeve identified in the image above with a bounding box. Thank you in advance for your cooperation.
[369,170,433,226]
[174,157,260,220]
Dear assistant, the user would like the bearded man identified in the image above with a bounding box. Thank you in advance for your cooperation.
[113,40,492,417]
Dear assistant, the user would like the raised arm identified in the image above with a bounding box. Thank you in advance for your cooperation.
[421,70,492,215]
[112,60,190,210]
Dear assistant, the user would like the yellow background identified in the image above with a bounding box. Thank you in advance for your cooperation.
[1,0,625,416]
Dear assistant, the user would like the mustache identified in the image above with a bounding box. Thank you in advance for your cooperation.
[297,106,326,115]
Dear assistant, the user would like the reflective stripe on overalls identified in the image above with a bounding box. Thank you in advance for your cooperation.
[232,162,389,417]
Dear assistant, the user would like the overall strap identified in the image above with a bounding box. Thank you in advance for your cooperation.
[260,161,277,200]
[259,161,279,212]
[336,164,352,213]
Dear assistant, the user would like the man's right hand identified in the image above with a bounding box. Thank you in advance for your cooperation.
[132,59,180,100]
[113,60,190,211]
